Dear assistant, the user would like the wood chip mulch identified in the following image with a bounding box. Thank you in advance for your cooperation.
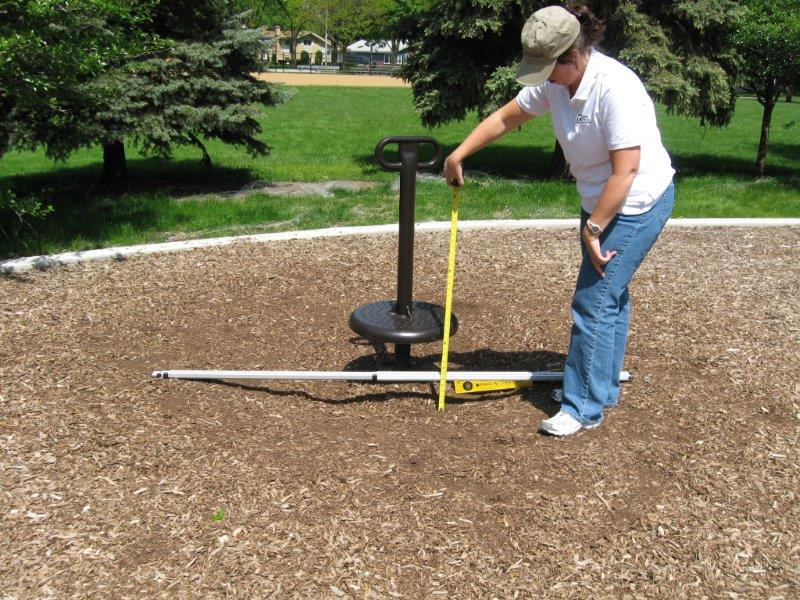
[1,226,798,598]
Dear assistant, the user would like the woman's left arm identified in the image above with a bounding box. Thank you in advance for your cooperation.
[581,147,640,276]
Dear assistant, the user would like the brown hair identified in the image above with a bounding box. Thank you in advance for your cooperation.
[557,3,605,64]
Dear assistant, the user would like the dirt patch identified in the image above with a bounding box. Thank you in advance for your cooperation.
[1,227,799,597]
[253,72,410,87]
[181,180,381,202]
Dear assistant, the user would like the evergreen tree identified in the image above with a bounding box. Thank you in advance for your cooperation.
[399,1,741,177]
[0,0,157,159]
[733,0,800,175]
[1,0,287,183]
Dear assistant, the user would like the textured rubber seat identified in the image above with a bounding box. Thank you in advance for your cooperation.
[349,300,458,344]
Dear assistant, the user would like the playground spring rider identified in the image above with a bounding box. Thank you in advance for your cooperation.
[349,136,456,364]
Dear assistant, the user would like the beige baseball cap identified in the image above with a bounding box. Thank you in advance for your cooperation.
[516,6,580,86]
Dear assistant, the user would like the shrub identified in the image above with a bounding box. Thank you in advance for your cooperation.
[0,186,53,243]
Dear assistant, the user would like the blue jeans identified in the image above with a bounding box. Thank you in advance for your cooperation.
[561,182,675,425]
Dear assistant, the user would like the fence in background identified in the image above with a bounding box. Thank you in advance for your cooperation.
[262,63,402,76]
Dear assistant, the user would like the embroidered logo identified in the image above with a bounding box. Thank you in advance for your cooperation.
[576,113,590,125]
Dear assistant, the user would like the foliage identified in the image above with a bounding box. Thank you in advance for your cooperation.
[149,0,231,42]
[606,0,741,127]
[731,0,800,174]
[314,0,380,61]
[479,65,524,120]
[400,0,742,128]
[0,1,287,180]
[0,0,160,156]
[2,88,797,258]
[99,23,288,166]
[0,184,53,244]
[733,0,800,103]
[240,0,315,66]
[236,1,431,65]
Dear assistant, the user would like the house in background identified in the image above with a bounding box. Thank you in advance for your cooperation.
[345,40,409,67]
[261,26,333,64]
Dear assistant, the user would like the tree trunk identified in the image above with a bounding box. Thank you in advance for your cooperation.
[290,29,298,68]
[756,90,777,177]
[101,141,127,183]
[188,132,212,175]
[547,140,571,180]
[786,86,793,102]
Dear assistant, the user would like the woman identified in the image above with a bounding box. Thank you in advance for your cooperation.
[443,3,675,436]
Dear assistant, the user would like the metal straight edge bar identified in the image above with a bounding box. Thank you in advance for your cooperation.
[151,369,633,383]
[3,218,798,274]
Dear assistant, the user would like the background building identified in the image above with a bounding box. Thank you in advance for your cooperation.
[262,27,333,65]
[345,40,409,67]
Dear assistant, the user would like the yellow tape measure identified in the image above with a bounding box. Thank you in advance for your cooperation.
[453,380,533,394]
[437,186,460,412]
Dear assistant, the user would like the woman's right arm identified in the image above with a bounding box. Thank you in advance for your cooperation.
[443,98,534,186]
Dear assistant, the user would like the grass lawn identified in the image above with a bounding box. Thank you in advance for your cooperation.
[0,87,798,259]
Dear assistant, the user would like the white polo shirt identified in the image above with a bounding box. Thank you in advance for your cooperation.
[516,50,675,215]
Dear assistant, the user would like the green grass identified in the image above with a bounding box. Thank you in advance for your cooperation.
[1,87,798,259]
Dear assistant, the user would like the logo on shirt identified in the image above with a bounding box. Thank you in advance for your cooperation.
[576,113,590,125]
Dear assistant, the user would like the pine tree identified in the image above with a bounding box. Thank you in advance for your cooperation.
[0,0,157,161]
[1,0,287,183]
[398,1,741,177]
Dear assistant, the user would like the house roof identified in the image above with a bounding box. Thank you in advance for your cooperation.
[261,28,330,45]
[346,39,409,53]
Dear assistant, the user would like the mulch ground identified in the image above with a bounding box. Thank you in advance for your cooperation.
[1,226,798,598]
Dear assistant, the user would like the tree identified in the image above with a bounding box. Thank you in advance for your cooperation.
[318,0,373,69]
[0,0,158,160]
[399,1,742,178]
[733,0,800,175]
[262,0,315,67]
[1,0,287,183]
[361,0,433,66]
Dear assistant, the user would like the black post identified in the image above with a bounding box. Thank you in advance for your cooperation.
[394,141,419,319]
[351,136,445,364]
[393,141,420,361]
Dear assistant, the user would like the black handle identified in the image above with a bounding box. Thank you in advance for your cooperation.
[374,136,442,172]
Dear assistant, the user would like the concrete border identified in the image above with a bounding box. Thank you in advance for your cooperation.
[2,218,798,274]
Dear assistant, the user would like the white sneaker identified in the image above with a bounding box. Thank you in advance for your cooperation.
[539,410,600,437]
[550,388,563,403]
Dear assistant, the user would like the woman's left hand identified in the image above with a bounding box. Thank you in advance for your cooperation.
[582,227,617,278]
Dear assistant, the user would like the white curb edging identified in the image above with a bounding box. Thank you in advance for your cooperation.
[2,217,798,274]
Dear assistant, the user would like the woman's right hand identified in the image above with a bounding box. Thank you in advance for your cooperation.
[443,154,463,187]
